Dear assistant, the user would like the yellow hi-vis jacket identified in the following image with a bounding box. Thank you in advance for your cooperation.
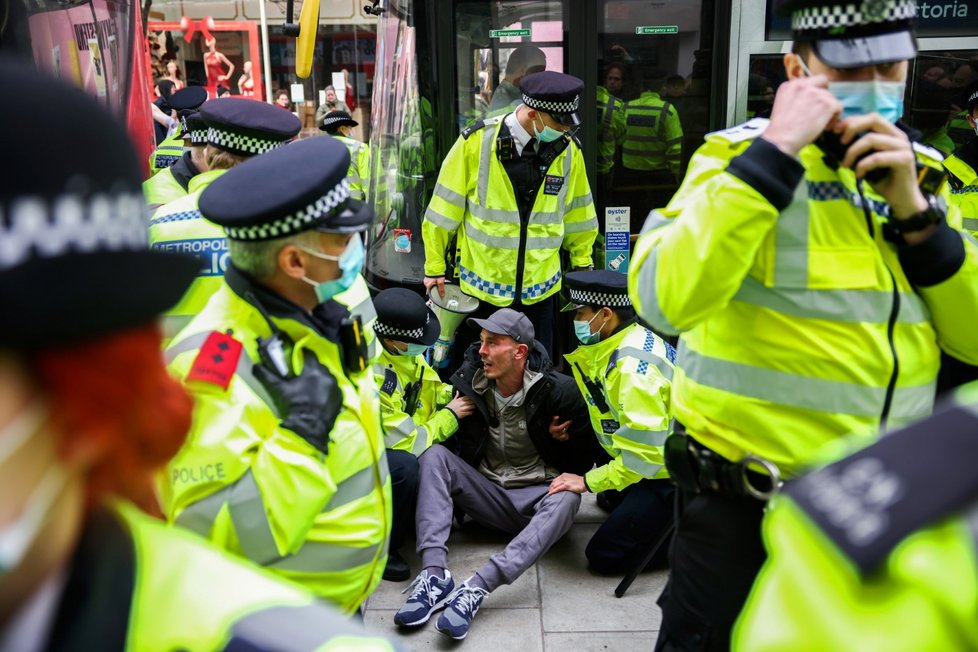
[629,118,978,478]
[333,134,370,202]
[160,278,391,614]
[422,116,598,306]
[944,143,978,236]
[149,128,187,175]
[564,321,674,491]
[373,346,458,456]
[149,169,229,342]
[143,166,185,210]
[597,86,626,175]
[87,501,394,651]
[622,91,683,178]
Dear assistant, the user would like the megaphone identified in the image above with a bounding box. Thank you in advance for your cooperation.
[427,285,479,368]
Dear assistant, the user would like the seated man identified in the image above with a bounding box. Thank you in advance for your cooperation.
[554,270,676,573]
[372,288,475,581]
[394,308,600,640]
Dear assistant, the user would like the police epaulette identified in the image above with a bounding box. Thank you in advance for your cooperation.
[380,367,398,396]
[705,117,769,145]
[461,120,485,140]
[785,401,978,575]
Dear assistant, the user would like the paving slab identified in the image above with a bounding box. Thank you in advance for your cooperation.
[574,492,608,524]
[538,524,668,633]
[365,607,544,651]
[545,631,660,650]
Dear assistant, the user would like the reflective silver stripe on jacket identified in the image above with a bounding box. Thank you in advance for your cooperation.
[679,342,935,420]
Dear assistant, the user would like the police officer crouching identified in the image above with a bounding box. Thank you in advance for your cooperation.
[0,59,395,651]
[372,289,475,581]
[556,271,677,574]
[159,136,392,614]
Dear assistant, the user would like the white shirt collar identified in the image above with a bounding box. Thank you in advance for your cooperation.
[504,109,535,155]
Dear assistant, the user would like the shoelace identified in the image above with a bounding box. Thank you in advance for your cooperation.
[402,573,440,605]
[451,585,487,615]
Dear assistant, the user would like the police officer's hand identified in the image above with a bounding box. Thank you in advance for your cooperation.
[446,392,474,420]
[548,472,586,495]
[833,113,930,221]
[424,276,446,299]
[253,349,342,454]
[763,74,843,157]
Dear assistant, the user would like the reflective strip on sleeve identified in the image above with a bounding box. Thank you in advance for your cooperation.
[616,426,669,448]
[223,603,396,652]
[433,182,466,207]
[564,216,599,233]
[631,250,680,336]
[425,207,462,231]
[620,450,662,478]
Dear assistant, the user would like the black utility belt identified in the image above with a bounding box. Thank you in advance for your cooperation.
[664,424,782,501]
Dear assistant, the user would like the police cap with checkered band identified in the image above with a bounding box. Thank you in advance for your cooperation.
[778,0,918,69]
[560,270,631,312]
[200,97,301,157]
[962,80,978,111]
[199,136,373,241]
[168,85,207,112]
[179,109,208,144]
[519,71,584,127]
[0,58,197,349]
[373,288,440,346]
[320,110,359,131]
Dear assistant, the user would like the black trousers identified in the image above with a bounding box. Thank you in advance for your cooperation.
[386,449,420,552]
[447,294,557,374]
[653,487,767,652]
[585,479,674,574]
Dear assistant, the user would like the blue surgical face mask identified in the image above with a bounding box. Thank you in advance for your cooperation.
[400,342,429,357]
[300,233,364,303]
[828,79,906,124]
[532,116,565,143]
[573,312,608,346]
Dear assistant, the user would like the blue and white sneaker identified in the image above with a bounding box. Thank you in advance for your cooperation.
[393,569,455,627]
[434,581,490,640]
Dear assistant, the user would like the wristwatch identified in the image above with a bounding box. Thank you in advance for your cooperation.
[883,194,944,242]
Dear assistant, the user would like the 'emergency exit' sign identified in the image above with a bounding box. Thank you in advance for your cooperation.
[490,29,531,38]
[635,25,679,35]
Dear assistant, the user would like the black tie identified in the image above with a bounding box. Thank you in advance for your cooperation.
[521,138,537,159]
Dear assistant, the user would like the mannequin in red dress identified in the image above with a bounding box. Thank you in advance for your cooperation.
[237,60,255,97]
[203,36,233,99]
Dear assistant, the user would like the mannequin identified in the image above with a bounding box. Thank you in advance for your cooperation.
[237,60,255,97]
[164,60,184,91]
[203,36,233,99]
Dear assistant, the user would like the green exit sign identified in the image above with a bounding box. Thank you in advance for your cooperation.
[635,25,679,35]
[490,28,531,38]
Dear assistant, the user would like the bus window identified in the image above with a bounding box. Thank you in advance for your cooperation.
[596,0,719,236]
[908,51,978,155]
[454,0,566,131]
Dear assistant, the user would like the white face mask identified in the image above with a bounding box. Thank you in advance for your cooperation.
[0,401,64,577]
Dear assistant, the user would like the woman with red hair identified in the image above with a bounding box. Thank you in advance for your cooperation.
[0,60,395,651]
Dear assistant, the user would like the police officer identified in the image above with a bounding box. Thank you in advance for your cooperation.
[159,136,390,615]
[618,73,684,232]
[321,110,370,202]
[372,288,475,581]
[945,81,978,234]
[551,271,676,574]
[423,70,599,362]
[734,387,978,650]
[147,85,205,175]
[149,98,300,341]
[143,90,209,211]
[596,64,627,202]
[0,59,396,651]
[628,1,978,649]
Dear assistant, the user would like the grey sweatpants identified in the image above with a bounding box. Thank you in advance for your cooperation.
[415,445,581,592]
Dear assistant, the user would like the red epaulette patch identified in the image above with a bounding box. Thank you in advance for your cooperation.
[187,331,243,390]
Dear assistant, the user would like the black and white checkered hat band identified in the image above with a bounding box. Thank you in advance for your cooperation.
[0,192,148,270]
[374,313,430,340]
[792,0,915,31]
[223,178,352,241]
[182,118,208,144]
[322,115,352,126]
[207,126,287,155]
[569,287,631,308]
[522,93,580,115]
[970,90,978,104]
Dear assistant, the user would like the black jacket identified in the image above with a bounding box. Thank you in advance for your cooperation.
[445,340,607,476]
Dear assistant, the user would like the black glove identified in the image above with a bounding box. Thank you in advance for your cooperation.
[253,348,343,454]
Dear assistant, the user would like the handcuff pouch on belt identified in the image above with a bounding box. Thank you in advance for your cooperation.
[664,427,782,501]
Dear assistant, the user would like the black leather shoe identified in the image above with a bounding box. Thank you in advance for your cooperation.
[383,550,411,582]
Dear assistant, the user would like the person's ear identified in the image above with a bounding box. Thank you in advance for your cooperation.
[515,343,529,360]
[278,244,307,280]
[784,52,806,80]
